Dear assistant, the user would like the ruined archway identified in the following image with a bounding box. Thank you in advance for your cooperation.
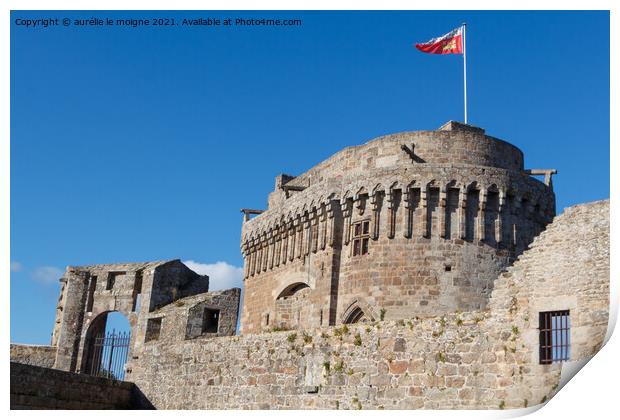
[81,311,131,380]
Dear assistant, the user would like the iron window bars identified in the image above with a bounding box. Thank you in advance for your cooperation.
[539,310,570,365]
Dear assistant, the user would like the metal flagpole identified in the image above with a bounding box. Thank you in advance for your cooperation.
[462,22,467,124]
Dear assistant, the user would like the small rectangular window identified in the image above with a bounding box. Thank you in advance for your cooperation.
[145,317,162,342]
[106,271,125,290]
[132,271,143,312]
[352,220,370,256]
[202,308,220,334]
[539,310,570,364]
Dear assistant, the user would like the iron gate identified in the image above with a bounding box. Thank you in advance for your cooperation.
[88,330,130,380]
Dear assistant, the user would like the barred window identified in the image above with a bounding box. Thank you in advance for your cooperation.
[352,220,370,256]
[539,310,570,364]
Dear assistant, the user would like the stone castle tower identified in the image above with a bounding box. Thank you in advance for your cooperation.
[239,121,556,334]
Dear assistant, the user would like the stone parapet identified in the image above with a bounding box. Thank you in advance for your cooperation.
[10,344,57,369]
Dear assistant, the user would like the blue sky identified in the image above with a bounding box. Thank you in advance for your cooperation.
[10,10,609,344]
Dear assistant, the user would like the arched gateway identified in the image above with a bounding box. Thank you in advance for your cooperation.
[81,311,131,380]
[51,260,240,378]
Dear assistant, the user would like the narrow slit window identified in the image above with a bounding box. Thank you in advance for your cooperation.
[539,310,570,364]
[106,273,115,290]
[86,275,97,312]
[132,271,143,312]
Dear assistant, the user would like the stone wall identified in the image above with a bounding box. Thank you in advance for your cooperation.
[128,313,496,409]
[489,199,610,365]
[10,344,57,369]
[127,199,608,410]
[138,288,241,346]
[127,312,559,410]
[239,122,556,333]
[10,362,146,409]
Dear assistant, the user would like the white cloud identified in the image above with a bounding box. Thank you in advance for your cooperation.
[31,266,63,284]
[10,261,22,272]
[183,260,243,292]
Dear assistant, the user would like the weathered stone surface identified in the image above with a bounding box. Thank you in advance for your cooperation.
[10,344,56,368]
[9,362,147,409]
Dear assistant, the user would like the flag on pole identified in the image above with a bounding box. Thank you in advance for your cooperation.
[415,26,463,55]
[415,24,468,123]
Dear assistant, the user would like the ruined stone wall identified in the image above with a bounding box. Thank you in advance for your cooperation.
[53,261,163,372]
[127,200,608,410]
[51,260,215,376]
[10,344,57,369]
[135,288,241,348]
[240,122,555,334]
[53,268,90,371]
[10,362,141,409]
[149,261,209,311]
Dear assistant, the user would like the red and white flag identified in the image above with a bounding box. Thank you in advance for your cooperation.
[415,26,463,55]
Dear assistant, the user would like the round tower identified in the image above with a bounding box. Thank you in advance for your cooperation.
[239,121,556,334]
